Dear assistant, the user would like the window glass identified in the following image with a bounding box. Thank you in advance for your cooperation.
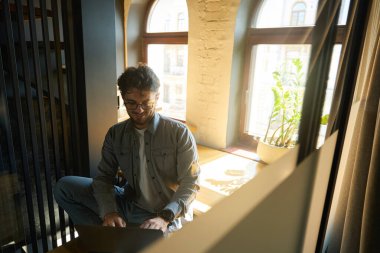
[337,0,350,25]
[147,0,188,32]
[255,0,318,28]
[245,45,311,137]
[245,44,342,146]
[318,44,342,147]
[148,44,188,121]
[254,0,350,28]
[143,0,189,121]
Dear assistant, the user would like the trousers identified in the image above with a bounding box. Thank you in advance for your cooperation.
[53,176,156,225]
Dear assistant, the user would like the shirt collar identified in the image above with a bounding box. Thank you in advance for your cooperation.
[124,113,160,135]
[146,113,160,134]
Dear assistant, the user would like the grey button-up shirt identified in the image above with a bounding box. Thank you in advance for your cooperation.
[92,113,200,230]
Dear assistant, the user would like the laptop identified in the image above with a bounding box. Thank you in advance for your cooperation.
[75,225,164,253]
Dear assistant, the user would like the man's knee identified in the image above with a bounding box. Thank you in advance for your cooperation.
[53,176,78,203]
[54,176,93,204]
[53,176,69,204]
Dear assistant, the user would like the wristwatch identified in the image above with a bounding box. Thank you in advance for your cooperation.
[158,209,175,223]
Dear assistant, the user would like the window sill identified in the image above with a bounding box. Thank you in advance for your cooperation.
[221,145,261,162]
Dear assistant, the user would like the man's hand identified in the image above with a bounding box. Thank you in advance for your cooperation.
[140,217,169,233]
[102,212,126,227]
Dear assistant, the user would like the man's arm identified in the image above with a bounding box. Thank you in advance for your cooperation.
[165,126,200,218]
[92,127,126,226]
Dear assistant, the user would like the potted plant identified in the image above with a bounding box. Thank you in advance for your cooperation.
[257,58,329,164]
[257,58,304,164]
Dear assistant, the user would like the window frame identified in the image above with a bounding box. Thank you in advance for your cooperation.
[239,23,347,148]
[141,32,188,62]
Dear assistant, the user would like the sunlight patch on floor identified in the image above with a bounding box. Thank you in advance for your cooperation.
[195,146,265,215]
[200,154,259,196]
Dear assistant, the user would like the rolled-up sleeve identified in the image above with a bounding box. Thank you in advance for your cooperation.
[92,128,118,218]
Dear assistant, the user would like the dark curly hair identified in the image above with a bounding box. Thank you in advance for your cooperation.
[117,63,160,97]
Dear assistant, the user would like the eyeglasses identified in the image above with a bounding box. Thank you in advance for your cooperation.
[124,100,155,110]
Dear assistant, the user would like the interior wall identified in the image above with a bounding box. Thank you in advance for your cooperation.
[81,0,123,175]
[115,0,125,75]
[125,0,150,67]
[186,0,241,149]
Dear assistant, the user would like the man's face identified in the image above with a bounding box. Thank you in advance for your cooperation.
[123,88,158,129]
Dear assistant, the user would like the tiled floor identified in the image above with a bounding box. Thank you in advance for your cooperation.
[194,145,266,215]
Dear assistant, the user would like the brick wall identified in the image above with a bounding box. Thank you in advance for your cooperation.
[187,0,241,148]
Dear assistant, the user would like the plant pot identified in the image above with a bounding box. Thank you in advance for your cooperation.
[257,141,292,164]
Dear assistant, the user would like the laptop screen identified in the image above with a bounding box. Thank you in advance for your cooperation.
[75,225,164,253]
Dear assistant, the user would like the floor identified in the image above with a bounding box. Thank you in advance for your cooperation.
[194,145,266,215]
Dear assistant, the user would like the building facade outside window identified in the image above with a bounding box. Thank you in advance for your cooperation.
[291,2,307,26]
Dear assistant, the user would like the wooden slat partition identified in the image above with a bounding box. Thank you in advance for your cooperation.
[17,0,50,251]
[0,0,87,251]
[51,0,70,247]
[61,0,81,238]
[2,0,39,251]
[40,0,61,248]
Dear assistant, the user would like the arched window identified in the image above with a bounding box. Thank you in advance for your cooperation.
[177,12,186,31]
[240,0,351,148]
[143,0,188,121]
[291,2,307,26]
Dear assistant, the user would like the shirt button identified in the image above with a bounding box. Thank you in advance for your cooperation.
[145,142,148,145]
[152,176,155,180]
[134,174,137,177]
[147,159,150,163]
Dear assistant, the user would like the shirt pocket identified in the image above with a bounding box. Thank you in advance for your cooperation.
[152,147,176,179]
[115,147,133,171]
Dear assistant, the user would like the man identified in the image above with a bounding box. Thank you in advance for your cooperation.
[54,64,200,233]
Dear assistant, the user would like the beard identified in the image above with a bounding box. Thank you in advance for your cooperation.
[128,110,155,129]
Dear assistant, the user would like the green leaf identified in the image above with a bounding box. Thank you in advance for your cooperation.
[266,58,305,147]
[321,114,329,125]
